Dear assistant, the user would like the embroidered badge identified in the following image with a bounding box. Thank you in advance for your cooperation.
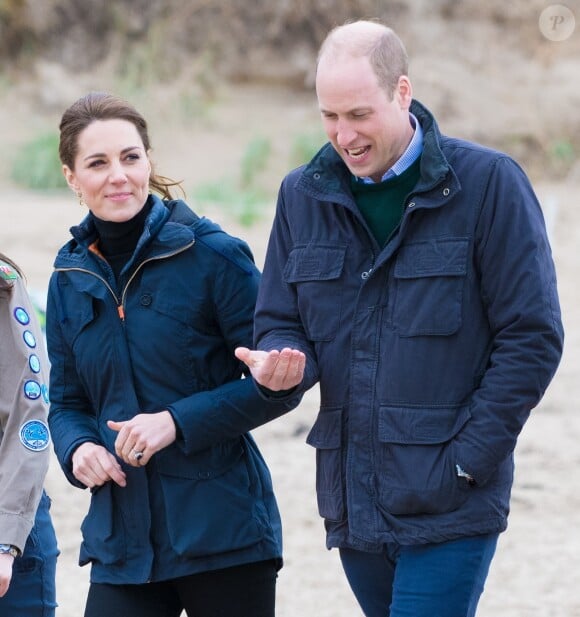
[14,307,30,325]
[19,420,50,451]
[41,384,50,404]
[24,380,41,399]
[0,264,18,280]
[29,354,41,373]
[23,331,36,348]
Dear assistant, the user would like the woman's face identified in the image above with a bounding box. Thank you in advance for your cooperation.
[63,119,151,222]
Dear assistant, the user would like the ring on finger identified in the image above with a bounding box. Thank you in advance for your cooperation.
[133,450,144,462]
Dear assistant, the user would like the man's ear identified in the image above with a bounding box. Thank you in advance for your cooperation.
[396,75,413,109]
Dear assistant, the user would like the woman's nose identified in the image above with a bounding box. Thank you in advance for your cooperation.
[109,162,128,183]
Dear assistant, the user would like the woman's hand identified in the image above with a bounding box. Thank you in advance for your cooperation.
[71,442,127,489]
[235,347,305,391]
[107,411,177,467]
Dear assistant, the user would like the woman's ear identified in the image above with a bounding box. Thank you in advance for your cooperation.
[62,165,78,192]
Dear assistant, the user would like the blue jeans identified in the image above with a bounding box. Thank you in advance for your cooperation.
[0,491,59,617]
[339,533,499,617]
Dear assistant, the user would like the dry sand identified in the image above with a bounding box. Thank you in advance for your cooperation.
[1,84,579,616]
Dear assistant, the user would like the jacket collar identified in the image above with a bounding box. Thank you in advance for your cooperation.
[54,195,194,271]
[297,99,457,201]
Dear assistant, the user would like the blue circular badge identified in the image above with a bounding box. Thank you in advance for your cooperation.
[14,307,30,325]
[23,380,41,400]
[41,384,50,404]
[23,331,36,348]
[29,354,41,373]
[19,420,50,452]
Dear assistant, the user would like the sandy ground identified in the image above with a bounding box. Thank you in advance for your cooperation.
[1,84,579,616]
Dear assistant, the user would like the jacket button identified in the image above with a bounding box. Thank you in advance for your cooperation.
[313,173,321,180]
[140,294,152,306]
[443,187,450,196]
[407,201,416,208]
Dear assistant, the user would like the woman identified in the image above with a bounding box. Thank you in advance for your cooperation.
[0,253,58,616]
[46,92,299,617]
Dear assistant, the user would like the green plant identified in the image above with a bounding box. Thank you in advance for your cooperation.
[290,130,327,167]
[193,136,273,226]
[11,132,66,190]
[194,179,269,227]
[550,139,575,168]
[240,136,271,188]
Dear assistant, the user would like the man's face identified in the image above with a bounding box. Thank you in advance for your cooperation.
[316,54,413,182]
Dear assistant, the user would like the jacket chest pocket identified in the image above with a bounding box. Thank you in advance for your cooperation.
[392,238,469,336]
[284,244,346,341]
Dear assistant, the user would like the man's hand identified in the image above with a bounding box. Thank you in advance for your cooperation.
[0,553,14,597]
[72,442,127,488]
[108,411,177,467]
[235,347,305,391]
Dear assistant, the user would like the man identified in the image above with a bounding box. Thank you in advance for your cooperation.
[235,20,563,617]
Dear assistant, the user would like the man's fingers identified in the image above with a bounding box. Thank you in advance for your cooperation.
[261,348,305,390]
[234,347,305,389]
[234,346,251,363]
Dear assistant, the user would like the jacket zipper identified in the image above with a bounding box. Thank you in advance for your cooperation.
[54,266,121,312]
[119,240,195,315]
[55,239,196,322]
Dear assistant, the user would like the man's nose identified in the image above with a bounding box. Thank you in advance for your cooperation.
[336,119,357,148]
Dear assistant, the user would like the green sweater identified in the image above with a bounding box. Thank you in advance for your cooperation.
[351,157,421,246]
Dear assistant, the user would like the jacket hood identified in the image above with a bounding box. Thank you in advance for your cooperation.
[53,195,228,271]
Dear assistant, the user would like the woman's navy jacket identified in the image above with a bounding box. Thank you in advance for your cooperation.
[254,100,564,550]
[47,197,297,583]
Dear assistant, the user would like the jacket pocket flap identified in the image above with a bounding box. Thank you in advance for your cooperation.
[284,245,346,283]
[378,405,470,445]
[394,238,469,279]
[306,407,342,449]
[156,440,244,480]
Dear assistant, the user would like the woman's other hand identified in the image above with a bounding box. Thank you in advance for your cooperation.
[107,411,177,467]
[71,442,127,488]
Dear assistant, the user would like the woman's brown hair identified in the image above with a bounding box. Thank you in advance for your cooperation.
[59,92,183,200]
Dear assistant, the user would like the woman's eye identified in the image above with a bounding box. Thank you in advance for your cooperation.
[125,153,140,162]
[88,159,105,168]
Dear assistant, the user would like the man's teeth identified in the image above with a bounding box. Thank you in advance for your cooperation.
[348,147,367,158]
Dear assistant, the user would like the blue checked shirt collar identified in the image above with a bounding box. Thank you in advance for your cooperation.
[357,113,423,184]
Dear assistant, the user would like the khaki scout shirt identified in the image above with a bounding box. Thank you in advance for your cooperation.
[0,259,50,552]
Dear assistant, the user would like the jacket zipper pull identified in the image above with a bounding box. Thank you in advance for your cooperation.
[117,305,125,320]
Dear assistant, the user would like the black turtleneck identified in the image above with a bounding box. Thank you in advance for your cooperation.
[91,198,153,281]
